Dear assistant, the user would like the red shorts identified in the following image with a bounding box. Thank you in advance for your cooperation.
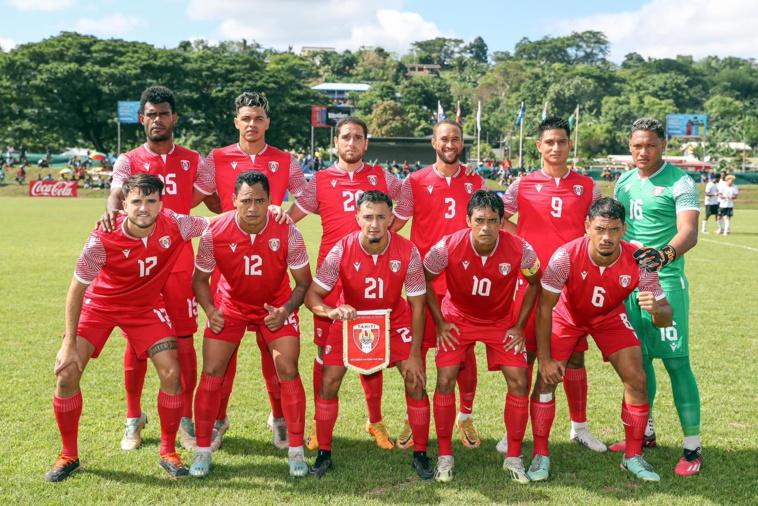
[205,301,300,346]
[314,285,342,347]
[514,284,538,352]
[162,270,198,336]
[435,315,527,371]
[550,310,639,362]
[78,299,175,360]
[422,293,444,351]
[323,316,413,368]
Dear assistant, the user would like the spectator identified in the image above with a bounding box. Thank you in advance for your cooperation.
[313,155,321,172]
[44,174,54,181]
[19,143,27,164]
[402,160,410,173]
[15,166,25,185]
[46,146,52,164]
[6,145,14,166]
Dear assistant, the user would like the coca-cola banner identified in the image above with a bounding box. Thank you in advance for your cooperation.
[29,180,78,197]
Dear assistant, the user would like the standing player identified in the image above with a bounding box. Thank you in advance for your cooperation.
[498,115,604,454]
[717,175,738,235]
[46,174,209,482]
[202,92,308,451]
[288,117,402,451]
[101,86,216,452]
[701,173,720,234]
[391,120,489,450]
[529,198,672,482]
[612,118,702,476]
[191,171,311,478]
[424,190,542,484]
[304,191,433,479]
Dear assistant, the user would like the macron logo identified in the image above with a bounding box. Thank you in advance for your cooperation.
[536,184,543,193]
[581,271,588,280]
[122,249,130,258]
[231,161,238,170]
[353,262,361,271]
[331,180,337,187]
[230,243,237,252]
[427,185,434,194]
[462,261,470,270]
[143,162,150,171]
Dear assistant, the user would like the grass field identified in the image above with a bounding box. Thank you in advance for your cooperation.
[0,192,756,505]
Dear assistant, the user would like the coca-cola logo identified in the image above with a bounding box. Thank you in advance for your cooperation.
[29,180,78,197]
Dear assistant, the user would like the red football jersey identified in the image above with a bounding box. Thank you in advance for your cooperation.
[195,211,309,319]
[394,164,488,294]
[205,143,306,210]
[294,163,401,266]
[75,210,209,307]
[542,237,665,328]
[502,169,601,278]
[314,231,425,325]
[112,143,213,272]
[425,229,539,325]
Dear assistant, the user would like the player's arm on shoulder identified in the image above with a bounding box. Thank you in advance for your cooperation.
[391,177,412,231]
[101,186,125,232]
[514,240,542,329]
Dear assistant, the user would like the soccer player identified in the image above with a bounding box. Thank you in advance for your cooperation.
[528,198,672,482]
[191,170,311,478]
[202,91,308,451]
[46,174,210,482]
[391,120,489,450]
[304,191,433,480]
[717,175,738,235]
[288,117,402,451]
[701,173,720,234]
[101,86,216,452]
[612,118,702,476]
[498,115,604,454]
[424,190,542,484]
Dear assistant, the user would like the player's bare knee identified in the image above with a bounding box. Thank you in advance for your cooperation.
[203,362,226,377]
[567,352,585,369]
[505,372,528,397]
[405,382,426,401]
[275,360,299,381]
[436,374,456,395]
[56,367,82,396]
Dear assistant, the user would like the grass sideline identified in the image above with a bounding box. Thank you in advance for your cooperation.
[0,196,756,505]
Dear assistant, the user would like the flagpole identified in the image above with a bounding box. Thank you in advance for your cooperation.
[518,102,524,168]
[573,104,579,167]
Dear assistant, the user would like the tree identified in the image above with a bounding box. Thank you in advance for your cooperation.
[365,101,412,137]
[407,38,464,68]
[464,37,488,64]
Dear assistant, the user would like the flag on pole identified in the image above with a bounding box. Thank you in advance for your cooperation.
[437,101,446,121]
[568,105,579,130]
[515,102,525,126]
[541,102,549,121]
[456,101,461,124]
[476,101,482,131]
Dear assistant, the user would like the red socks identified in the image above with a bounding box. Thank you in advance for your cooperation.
[315,396,338,451]
[194,374,224,448]
[176,337,197,420]
[360,371,383,423]
[563,367,587,423]
[505,393,529,458]
[54,392,82,457]
[280,377,306,447]
[457,350,477,415]
[405,392,430,452]
[157,390,184,455]
[621,402,649,458]
[217,348,237,420]
[433,391,456,456]
[530,398,555,456]
[123,344,147,418]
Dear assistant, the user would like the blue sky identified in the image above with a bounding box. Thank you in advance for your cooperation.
[2,0,756,61]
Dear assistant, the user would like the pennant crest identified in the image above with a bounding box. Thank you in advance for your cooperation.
[619,275,632,288]
[653,186,665,197]
[344,310,390,375]
[389,260,401,273]
[181,160,190,171]
[573,184,584,196]
[230,243,237,252]
[159,236,171,249]
[464,182,474,194]
[122,249,130,258]
[499,263,512,275]
[269,238,280,251]
[368,175,378,186]
[231,161,238,170]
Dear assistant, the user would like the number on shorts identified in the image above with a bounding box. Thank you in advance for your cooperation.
[620,313,634,330]
[187,298,198,318]
[660,322,678,342]
[153,308,170,323]
[397,327,412,343]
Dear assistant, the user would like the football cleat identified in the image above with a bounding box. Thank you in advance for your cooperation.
[396,420,414,450]
[434,455,454,483]
[45,454,80,483]
[609,432,657,452]
[210,417,229,452]
[178,417,197,450]
[289,451,308,478]
[570,426,607,452]
[306,421,319,451]
[270,416,289,450]
[527,454,551,482]
[366,420,395,450]
[496,433,509,454]
[121,411,147,451]
[267,411,275,431]
[309,450,332,478]
[675,447,702,476]
[457,418,481,449]
[159,452,189,479]
[189,451,212,478]
[503,456,530,484]
[412,452,434,480]
[621,455,660,482]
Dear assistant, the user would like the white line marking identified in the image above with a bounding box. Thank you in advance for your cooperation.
[700,238,758,253]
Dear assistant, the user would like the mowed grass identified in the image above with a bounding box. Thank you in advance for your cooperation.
[0,194,756,506]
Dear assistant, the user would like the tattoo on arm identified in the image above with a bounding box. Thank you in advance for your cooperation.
[148,339,178,357]
[284,285,307,315]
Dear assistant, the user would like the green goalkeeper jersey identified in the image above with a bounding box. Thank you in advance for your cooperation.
[614,162,700,291]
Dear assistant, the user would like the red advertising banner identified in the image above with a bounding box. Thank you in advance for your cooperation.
[29,180,78,197]
[343,310,391,375]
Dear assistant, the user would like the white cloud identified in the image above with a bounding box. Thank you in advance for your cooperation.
[186,0,452,54]
[74,13,144,37]
[0,38,16,52]
[553,0,758,61]
[10,0,74,10]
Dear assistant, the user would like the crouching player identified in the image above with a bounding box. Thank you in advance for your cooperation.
[423,190,542,484]
[528,198,672,482]
[47,174,210,482]
[191,171,311,477]
[304,190,433,479]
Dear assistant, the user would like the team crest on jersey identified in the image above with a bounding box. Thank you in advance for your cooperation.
[143,162,150,171]
[159,236,171,249]
[464,182,474,194]
[230,243,237,252]
[268,161,279,172]
[653,186,665,197]
[122,249,130,258]
[368,175,378,186]
[390,260,401,273]
[427,185,434,194]
[462,260,470,270]
[353,323,381,354]
[619,275,632,287]
[331,180,338,187]
[269,238,280,251]
[499,263,511,275]
[354,262,361,271]
[536,184,543,193]
[581,271,588,280]
[231,161,238,170]
[181,160,190,171]
[573,185,584,196]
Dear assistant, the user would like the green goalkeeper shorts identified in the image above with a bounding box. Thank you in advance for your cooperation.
[625,288,690,359]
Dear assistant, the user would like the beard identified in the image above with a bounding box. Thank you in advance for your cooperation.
[437,148,460,165]
[340,151,363,164]
[128,214,158,229]
[368,235,382,244]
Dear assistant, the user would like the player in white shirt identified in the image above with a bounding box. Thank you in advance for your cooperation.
[717,175,738,235]
[701,174,720,234]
